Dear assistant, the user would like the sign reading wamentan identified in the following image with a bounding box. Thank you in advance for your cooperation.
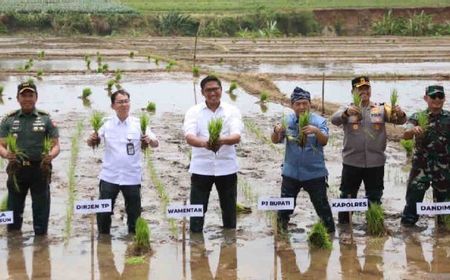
[166,204,204,218]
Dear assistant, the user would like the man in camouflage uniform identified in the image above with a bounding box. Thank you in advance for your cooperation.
[401,85,449,226]
[0,82,60,235]
[331,76,407,224]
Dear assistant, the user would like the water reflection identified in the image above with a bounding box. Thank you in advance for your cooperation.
[190,232,237,280]
[97,236,150,279]
[339,237,387,279]
[277,238,331,279]
[7,234,51,279]
[405,234,450,274]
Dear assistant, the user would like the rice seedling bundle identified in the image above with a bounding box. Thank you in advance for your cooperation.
[389,89,399,121]
[0,85,4,95]
[192,66,200,77]
[298,112,310,148]
[207,118,223,150]
[417,111,428,131]
[6,134,27,192]
[139,113,149,136]
[366,203,386,236]
[146,102,156,112]
[308,221,332,249]
[236,203,252,214]
[260,91,268,102]
[90,111,105,133]
[229,81,237,93]
[134,217,151,252]
[400,139,414,158]
[82,88,92,99]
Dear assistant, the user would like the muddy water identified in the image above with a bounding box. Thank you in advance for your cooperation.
[1,69,450,279]
[208,62,450,76]
[0,58,164,72]
[275,80,450,114]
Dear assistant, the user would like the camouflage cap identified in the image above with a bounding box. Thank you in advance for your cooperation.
[352,76,370,89]
[425,85,445,96]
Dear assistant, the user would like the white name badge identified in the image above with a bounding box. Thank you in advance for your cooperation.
[167,204,204,218]
[0,211,14,225]
[331,198,368,212]
[258,197,294,210]
[417,202,450,215]
[74,199,112,214]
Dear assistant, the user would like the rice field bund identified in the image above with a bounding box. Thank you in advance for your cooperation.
[0,34,449,279]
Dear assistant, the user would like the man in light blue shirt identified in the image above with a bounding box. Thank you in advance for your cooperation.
[271,87,335,233]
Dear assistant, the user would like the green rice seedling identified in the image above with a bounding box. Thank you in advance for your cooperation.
[0,194,8,211]
[165,60,176,71]
[101,63,109,73]
[37,50,45,59]
[26,78,35,86]
[134,217,151,252]
[417,111,428,131]
[389,89,399,121]
[207,118,223,150]
[442,213,450,231]
[6,134,27,192]
[85,56,91,70]
[126,256,145,265]
[106,79,115,92]
[243,119,281,154]
[154,58,159,65]
[192,66,200,77]
[236,203,252,214]
[400,139,414,158]
[147,56,151,62]
[42,136,52,156]
[298,112,310,148]
[129,51,135,58]
[229,81,237,93]
[352,89,362,108]
[114,69,122,83]
[307,221,332,249]
[64,121,83,244]
[90,111,105,133]
[146,102,156,112]
[36,69,44,79]
[0,85,4,96]
[366,203,386,236]
[281,112,288,130]
[82,88,92,99]
[260,91,268,102]
[169,218,178,237]
[139,113,149,136]
[96,54,102,66]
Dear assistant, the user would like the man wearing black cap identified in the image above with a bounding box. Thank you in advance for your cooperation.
[0,82,60,235]
[401,85,449,227]
[331,76,407,224]
[272,87,335,233]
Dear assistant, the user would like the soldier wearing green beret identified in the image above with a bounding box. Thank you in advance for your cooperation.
[0,82,60,235]
[401,85,449,227]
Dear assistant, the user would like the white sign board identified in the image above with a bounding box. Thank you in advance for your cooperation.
[0,211,14,225]
[0,211,14,224]
[258,197,295,210]
[417,202,450,215]
[167,204,204,218]
[74,199,112,214]
[331,198,368,212]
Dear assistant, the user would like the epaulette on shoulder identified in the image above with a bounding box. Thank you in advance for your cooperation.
[36,109,49,115]
[5,110,19,117]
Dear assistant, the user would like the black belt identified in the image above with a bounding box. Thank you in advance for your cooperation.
[19,160,41,167]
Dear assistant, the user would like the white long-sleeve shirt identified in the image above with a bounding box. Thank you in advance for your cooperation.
[183,102,243,176]
[98,115,157,185]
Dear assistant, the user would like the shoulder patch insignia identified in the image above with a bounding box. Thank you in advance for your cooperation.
[37,110,49,115]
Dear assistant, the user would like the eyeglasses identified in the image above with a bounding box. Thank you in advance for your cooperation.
[115,99,130,104]
[204,87,221,93]
[429,93,445,100]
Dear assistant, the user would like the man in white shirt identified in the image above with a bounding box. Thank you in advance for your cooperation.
[87,89,158,234]
[183,76,243,232]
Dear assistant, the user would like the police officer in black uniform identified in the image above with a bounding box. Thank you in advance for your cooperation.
[0,82,60,235]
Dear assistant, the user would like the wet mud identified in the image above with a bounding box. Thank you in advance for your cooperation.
[0,36,449,279]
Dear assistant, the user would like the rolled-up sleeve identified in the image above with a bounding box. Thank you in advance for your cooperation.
[319,118,329,136]
[331,106,347,126]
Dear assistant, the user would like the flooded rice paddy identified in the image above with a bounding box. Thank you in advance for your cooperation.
[0,36,449,279]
